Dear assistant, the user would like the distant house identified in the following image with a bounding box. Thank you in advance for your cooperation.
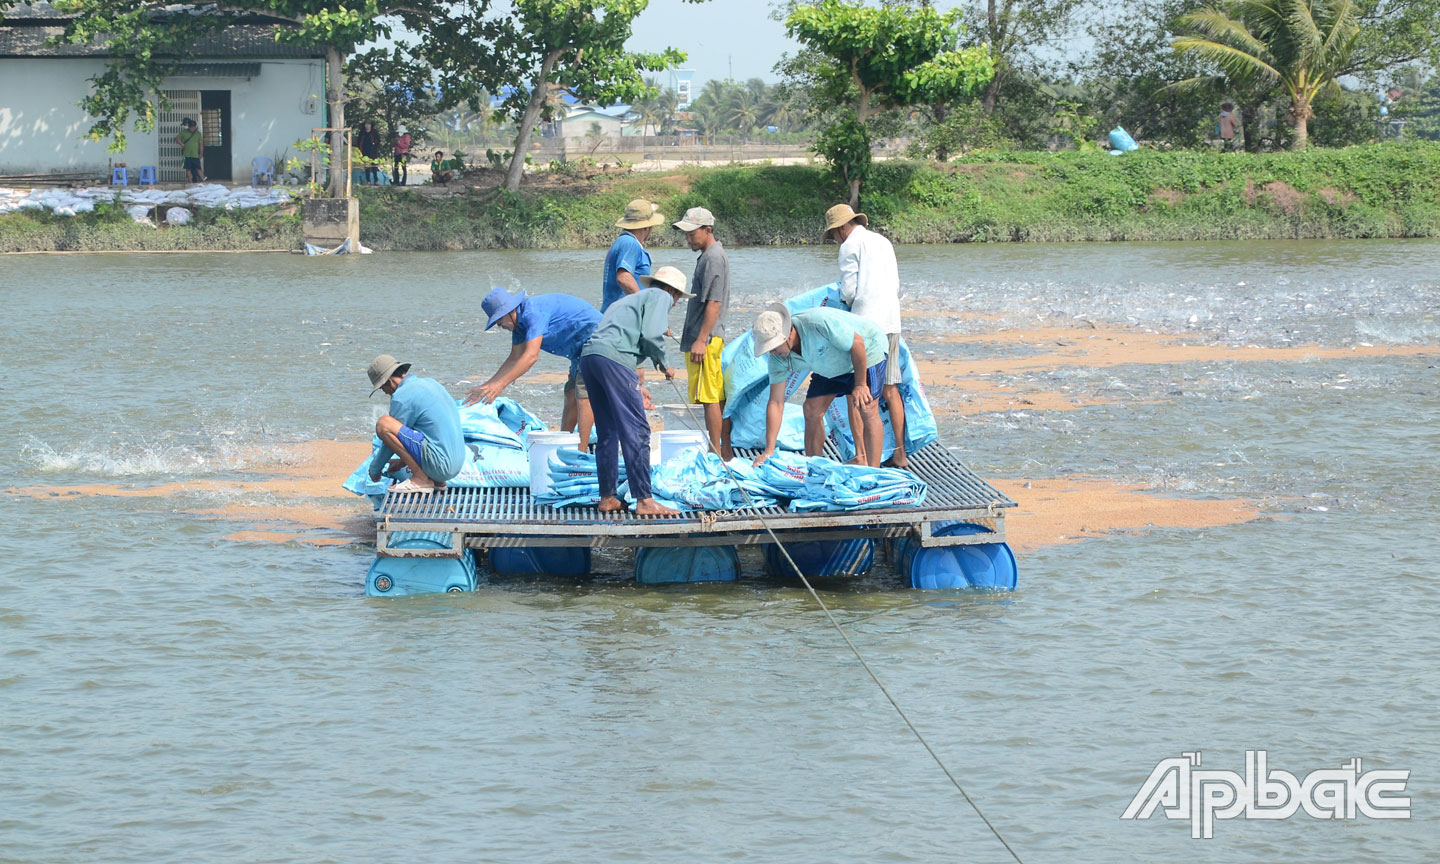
[554,105,632,148]
[0,2,326,181]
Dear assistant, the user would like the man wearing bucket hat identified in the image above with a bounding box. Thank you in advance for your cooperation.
[365,355,466,494]
[601,199,663,312]
[465,287,602,451]
[673,205,733,460]
[824,202,909,469]
[579,266,694,516]
[750,303,888,469]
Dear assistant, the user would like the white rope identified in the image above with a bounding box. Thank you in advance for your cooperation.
[653,360,1024,864]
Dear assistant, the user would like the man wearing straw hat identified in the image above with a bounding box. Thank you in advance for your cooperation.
[465,287,602,451]
[579,266,694,516]
[365,355,466,494]
[824,203,909,469]
[749,303,888,469]
[673,205,734,460]
[601,199,663,312]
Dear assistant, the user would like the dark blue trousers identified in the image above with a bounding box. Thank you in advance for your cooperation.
[580,354,652,502]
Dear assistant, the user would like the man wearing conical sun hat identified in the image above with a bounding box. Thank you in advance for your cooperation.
[824,202,908,468]
[601,199,664,312]
[579,265,695,516]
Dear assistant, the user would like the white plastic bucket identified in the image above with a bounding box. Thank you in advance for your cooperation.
[527,431,580,497]
[659,403,704,432]
[659,429,708,464]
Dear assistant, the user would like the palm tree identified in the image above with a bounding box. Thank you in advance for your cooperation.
[1172,0,1361,148]
[727,87,761,134]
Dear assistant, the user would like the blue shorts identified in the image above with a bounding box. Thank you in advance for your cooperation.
[396,425,426,465]
[183,156,202,171]
[807,359,887,401]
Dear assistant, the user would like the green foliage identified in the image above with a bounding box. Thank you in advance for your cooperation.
[1172,0,1363,147]
[346,46,441,146]
[783,0,994,205]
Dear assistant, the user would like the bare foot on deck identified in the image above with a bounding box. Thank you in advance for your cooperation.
[597,495,627,513]
[633,498,679,516]
[882,457,910,470]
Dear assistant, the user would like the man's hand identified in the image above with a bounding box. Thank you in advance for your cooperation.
[662,366,677,381]
[851,384,873,408]
[752,449,774,467]
[641,385,655,410]
[463,380,504,406]
[689,338,707,363]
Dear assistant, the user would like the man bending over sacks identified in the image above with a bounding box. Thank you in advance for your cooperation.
[366,354,465,494]
[750,304,888,469]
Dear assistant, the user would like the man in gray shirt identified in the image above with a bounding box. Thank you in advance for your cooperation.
[674,206,733,459]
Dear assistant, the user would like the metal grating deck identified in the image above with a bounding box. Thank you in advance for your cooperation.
[374,443,1016,557]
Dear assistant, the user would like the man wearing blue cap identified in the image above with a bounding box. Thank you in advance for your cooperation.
[466,287,602,449]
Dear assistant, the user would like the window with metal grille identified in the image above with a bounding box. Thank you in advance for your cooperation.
[202,108,223,147]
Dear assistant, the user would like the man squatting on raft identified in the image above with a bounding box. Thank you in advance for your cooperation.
[673,205,734,460]
[749,304,889,469]
[579,266,695,516]
[825,203,909,469]
[366,355,466,494]
[467,287,602,452]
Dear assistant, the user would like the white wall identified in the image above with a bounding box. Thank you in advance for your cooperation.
[0,57,324,179]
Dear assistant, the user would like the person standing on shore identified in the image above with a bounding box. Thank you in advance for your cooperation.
[673,206,733,460]
[1218,103,1239,150]
[824,203,909,469]
[750,304,888,469]
[175,118,205,183]
[365,354,466,495]
[601,199,661,312]
[580,266,694,516]
[357,121,382,185]
[466,288,602,451]
[392,125,411,186]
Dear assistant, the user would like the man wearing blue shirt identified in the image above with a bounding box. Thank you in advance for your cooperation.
[750,304,888,468]
[366,355,466,494]
[466,288,602,450]
[601,199,662,311]
[580,266,693,516]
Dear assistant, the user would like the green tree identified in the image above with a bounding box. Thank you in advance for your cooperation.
[1172,0,1362,148]
[425,0,685,191]
[785,0,994,205]
[49,0,426,197]
[347,47,440,151]
[963,0,1083,115]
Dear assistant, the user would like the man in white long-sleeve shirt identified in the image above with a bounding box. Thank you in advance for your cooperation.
[823,203,909,468]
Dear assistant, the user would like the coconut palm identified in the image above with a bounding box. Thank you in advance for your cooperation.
[1171,0,1360,148]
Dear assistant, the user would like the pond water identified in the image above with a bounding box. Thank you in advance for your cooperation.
[2,239,1436,862]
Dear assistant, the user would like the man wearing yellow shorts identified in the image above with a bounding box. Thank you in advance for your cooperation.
[674,206,733,460]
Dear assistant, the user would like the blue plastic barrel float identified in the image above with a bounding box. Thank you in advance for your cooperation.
[893,522,1018,590]
[489,545,591,577]
[367,532,477,597]
[634,545,740,584]
[763,536,875,579]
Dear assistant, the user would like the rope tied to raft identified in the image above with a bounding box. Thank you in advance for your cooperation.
[654,354,1024,864]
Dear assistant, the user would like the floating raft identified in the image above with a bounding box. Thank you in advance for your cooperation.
[373,442,1015,565]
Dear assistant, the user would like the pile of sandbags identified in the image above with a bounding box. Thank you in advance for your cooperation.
[0,184,292,219]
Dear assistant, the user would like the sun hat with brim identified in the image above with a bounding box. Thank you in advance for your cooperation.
[673,206,715,232]
[823,203,868,235]
[752,302,792,357]
[639,265,695,298]
[616,198,664,230]
[482,287,527,330]
[367,354,407,396]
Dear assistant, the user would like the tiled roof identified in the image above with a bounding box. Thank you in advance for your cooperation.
[0,3,324,58]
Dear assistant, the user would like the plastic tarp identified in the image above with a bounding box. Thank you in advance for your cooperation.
[651,446,779,510]
[1108,127,1139,152]
[721,283,938,461]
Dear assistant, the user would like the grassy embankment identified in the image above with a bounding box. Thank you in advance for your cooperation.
[4,142,1437,253]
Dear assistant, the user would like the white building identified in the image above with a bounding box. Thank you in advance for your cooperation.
[0,3,326,182]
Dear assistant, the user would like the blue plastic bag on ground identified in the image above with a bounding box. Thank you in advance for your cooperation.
[1108,126,1138,152]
